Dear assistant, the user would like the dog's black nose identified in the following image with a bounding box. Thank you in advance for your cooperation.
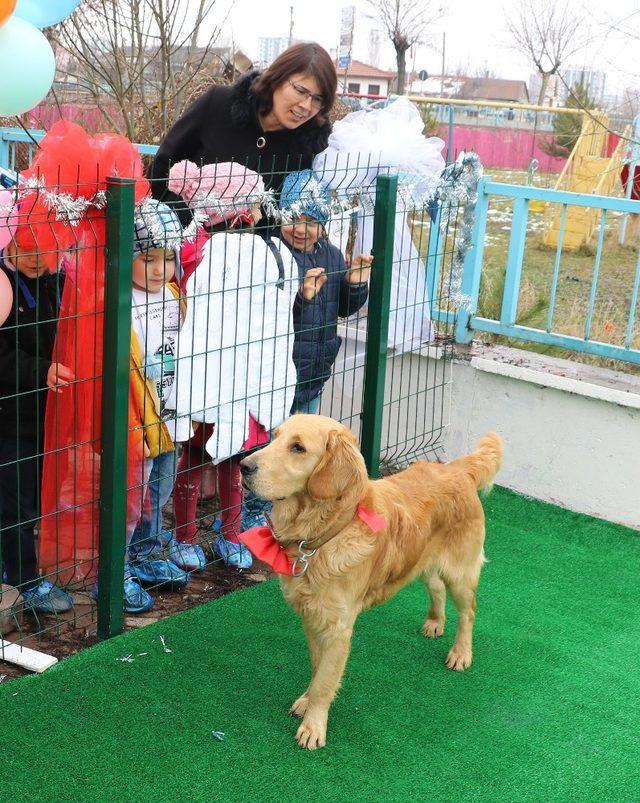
[240,458,258,477]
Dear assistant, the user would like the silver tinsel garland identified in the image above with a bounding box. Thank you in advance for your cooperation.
[312,152,483,307]
[436,151,484,307]
[23,176,107,225]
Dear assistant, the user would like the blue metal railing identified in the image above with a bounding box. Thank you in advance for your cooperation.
[454,179,640,365]
[0,127,158,171]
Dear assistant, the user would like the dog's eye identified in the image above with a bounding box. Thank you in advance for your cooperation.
[291,442,306,454]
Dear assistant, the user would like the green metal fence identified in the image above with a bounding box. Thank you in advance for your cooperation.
[0,162,469,662]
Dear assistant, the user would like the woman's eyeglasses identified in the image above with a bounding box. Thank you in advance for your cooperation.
[287,80,324,110]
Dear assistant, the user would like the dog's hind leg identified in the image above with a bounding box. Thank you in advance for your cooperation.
[444,576,478,671]
[421,571,446,638]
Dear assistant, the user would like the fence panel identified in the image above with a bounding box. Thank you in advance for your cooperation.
[0,154,472,661]
[458,181,640,367]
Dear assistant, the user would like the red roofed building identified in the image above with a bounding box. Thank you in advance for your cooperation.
[336,59,396,98]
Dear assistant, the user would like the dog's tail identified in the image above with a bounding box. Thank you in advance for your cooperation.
[456,432,503,493]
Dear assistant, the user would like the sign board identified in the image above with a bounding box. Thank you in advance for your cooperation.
[418,69,428,81]
[338,56,351,69]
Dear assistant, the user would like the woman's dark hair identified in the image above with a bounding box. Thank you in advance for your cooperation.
[252,43,337,125]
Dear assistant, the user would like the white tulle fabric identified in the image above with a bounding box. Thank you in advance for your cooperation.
[168,232,297,463]
[313,98,446,352]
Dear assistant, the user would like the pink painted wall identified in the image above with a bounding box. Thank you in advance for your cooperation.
[26,103,123,134]
[21,107,571,175]
[439,124,567,173]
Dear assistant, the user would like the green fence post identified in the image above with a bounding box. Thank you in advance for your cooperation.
[97,177,135,639]
[360,174,398,479]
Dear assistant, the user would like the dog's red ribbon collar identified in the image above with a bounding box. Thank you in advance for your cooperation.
[238,503,387,576]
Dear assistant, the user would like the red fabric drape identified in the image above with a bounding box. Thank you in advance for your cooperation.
[30,121,149,584]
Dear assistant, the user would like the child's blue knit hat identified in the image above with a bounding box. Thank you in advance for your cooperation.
[133,198,183,279]
[279,169,332,226]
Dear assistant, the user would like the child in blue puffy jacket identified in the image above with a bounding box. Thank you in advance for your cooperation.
[273,169,372,414]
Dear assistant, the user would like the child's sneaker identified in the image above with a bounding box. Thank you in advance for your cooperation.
[213,534,253,570]
[91,576,154,615]
[167,539,207,572]
[241,491,273,531]
[128,558,189,590]
[122,577,154,614]
[21,579,73,614]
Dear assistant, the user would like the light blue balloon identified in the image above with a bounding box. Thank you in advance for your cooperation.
[15,0,81,29]
[0,15,55,116]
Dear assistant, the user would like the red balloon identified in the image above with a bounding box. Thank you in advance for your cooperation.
[0,0,16,28]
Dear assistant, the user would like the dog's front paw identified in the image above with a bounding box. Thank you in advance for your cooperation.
[296,717,327,750]
[289,693,309,718]
[445,644,472,671]
[422,618,445,638]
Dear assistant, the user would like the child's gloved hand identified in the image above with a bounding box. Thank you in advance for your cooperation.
[346,254,373,284]
[301,267,327,300]
[46,362,75,393]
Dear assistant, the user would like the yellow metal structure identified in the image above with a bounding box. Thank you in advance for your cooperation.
[543,112,627,251]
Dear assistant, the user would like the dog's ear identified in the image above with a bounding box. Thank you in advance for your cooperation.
[307,428,367,500]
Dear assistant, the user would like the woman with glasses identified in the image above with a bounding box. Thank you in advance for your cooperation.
[150,43,338,567]
[151,42,337,208]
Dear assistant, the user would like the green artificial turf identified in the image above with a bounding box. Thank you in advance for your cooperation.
[2,487,639,802]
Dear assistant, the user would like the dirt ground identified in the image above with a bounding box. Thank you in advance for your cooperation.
[0,491,274,683]
[0,559,271,683]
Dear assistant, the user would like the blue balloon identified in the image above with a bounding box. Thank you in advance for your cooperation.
[15,0,81,29]
[0,15,55,116]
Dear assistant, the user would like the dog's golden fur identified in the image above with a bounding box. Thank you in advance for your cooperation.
[241,415,503,750]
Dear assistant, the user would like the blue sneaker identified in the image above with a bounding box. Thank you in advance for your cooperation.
[128,558,189,590]
[91,576,154,615]
[128,533,166,560]
[167,540,207,572]
[21,579,73,614]
[213,534,253,569]
[241,492,272,531]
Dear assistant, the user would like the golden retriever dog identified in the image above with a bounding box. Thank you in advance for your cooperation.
[239,415,503,750]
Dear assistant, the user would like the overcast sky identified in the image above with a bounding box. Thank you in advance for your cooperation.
[222,0,640,97]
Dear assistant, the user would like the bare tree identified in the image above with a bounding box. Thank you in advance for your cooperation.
[505,0,584,105]
[366,0,443,95]
[52,0,231,142]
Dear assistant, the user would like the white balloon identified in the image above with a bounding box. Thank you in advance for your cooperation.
[0,15,55,116]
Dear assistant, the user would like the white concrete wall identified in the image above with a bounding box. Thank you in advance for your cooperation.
[443,347,640,530]
[325,331,640,529]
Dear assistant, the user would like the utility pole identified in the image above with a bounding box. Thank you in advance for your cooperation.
[288,5,294,47]
[440,32,446,97]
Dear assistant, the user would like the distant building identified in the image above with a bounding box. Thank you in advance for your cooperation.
[529,73,563,106]
[338,4,386,69]
[457,78,530,104]
[337,60,396,98]
[561,67,606,104]
[407,73,466,97]
[257,37,290,67]
[209,47,253,80]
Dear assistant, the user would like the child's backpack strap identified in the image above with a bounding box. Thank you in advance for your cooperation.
[264,238,285,290]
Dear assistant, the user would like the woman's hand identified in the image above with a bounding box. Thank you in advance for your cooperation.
[345,254,373,284]
[301,267,327,300]
[47,363,75,393]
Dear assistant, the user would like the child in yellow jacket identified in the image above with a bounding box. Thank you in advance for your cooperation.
[124,199,200,613]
